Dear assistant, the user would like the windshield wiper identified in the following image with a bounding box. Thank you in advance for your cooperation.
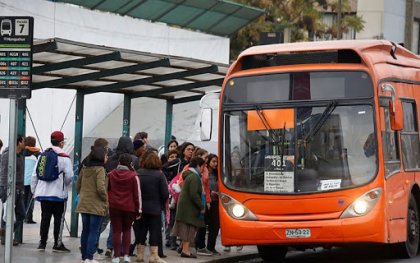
[304,100,337,143]
[254,105,287,169]
[255,105,281,144]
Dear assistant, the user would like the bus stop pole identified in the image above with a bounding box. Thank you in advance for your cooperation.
[4,99,18,263]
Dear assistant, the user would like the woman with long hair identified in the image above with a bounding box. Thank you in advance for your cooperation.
[76,146,108,263]
[205,154,220,255]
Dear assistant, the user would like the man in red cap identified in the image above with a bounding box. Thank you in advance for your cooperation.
[31,131,73,252]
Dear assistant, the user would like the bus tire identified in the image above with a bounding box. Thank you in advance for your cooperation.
[396,194,419,258]
[257,245,287,262]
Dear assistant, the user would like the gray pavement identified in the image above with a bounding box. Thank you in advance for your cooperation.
[0,200,259,263]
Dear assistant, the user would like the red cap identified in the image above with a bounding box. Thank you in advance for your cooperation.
[51,131,64,142]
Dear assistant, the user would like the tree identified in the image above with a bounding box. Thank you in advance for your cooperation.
[230,0,364,60]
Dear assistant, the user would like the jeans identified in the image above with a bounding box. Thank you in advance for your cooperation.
[81,214,103,261]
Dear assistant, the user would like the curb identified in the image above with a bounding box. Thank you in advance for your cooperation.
[204,253,260,263]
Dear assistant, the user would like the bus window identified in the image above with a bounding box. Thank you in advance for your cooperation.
[401,101,420,170]
[380,106,400,177]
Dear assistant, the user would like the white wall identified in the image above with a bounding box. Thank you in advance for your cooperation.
[383,0,406,43]
[0,0,229,149]
[356,0,406,43]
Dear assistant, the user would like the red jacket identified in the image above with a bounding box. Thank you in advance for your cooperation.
[108,165,141,215]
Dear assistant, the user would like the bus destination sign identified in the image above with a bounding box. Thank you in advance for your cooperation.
[0,16,33,99]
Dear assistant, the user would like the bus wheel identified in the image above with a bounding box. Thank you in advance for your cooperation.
[257,245,287,262]
[396,194,419,258]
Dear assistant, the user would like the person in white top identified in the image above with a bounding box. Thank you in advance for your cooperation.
[31,131,73,252]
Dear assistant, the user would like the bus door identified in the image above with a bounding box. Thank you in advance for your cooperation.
[379,88,406,242]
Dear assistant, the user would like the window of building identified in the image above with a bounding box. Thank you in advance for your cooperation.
[412,19,419,54]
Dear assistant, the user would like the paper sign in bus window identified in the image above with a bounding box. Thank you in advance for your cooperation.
[264,155,294,192]
[319,179,341,190]
[264,171,294,192]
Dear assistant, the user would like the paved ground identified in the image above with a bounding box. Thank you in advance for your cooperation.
[0,201,259,263]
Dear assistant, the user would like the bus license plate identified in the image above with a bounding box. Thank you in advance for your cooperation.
[285,228,311,238]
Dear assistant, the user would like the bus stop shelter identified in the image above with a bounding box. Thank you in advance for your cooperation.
[26,37,228,236]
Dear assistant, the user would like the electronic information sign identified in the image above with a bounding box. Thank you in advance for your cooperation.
[0,16,33,99]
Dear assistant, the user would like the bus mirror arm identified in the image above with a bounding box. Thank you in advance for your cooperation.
[381,84,403,131]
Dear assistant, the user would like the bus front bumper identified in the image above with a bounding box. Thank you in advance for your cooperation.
[220,209,386,246]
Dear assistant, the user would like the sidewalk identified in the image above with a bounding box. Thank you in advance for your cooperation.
[0,201,259,263]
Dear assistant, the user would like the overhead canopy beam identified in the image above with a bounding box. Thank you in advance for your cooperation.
[129,78,223,98]
[32,58,170,90]
[173,95,204,104]
[32,51,121,74]
[33,40,58,53]
[84,65,218,94]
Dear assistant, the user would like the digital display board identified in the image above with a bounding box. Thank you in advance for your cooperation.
[0,16,33,99]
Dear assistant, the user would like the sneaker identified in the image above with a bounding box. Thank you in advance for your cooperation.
[111,257,120,263]
[123,255,130,262]
[93,253,105,260]
[97,248,104,254]
[105,248,113,258]
[37,242,46,251]
[196,247,213,256]
[53,243,71,253]
[223,246,231,252]
[236,246,243,251]
[209,249,221,255]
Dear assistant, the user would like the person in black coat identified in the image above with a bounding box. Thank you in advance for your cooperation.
[134,149,169,263]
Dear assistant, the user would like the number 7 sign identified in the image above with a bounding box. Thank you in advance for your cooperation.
[15,19,29,36]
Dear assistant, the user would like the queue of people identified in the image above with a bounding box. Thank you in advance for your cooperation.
[0,131,225,263]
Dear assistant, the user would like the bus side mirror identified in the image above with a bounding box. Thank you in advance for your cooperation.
[200,108,212,141]
[381,84,403,131]
[390,99,403,131]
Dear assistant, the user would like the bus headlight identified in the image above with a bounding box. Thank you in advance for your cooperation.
[353,200,368,215]
[340,188,382,218]
[232,204,245,218]
[219,193,257,220]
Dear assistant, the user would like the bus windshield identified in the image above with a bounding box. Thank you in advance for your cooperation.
[221,71,378,194]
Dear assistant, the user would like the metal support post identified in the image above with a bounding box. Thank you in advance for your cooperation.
[123,94,131,137]
[164,100,174,154]
[70,91,84,237]
[14,99,26,243]
[4,99,18,263]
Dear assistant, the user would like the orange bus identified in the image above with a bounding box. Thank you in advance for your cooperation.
[210,40,420,260]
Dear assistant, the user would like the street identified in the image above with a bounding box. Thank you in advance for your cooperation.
[238,245,420,263]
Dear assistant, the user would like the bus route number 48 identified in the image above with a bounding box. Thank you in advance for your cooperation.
[285,228,311,238]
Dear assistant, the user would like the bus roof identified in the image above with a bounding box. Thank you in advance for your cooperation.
[230,40,420,79]
[239,40,414,58]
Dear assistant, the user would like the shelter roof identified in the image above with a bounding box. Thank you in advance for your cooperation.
[33,38,228,103]
[52,0,265,36]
